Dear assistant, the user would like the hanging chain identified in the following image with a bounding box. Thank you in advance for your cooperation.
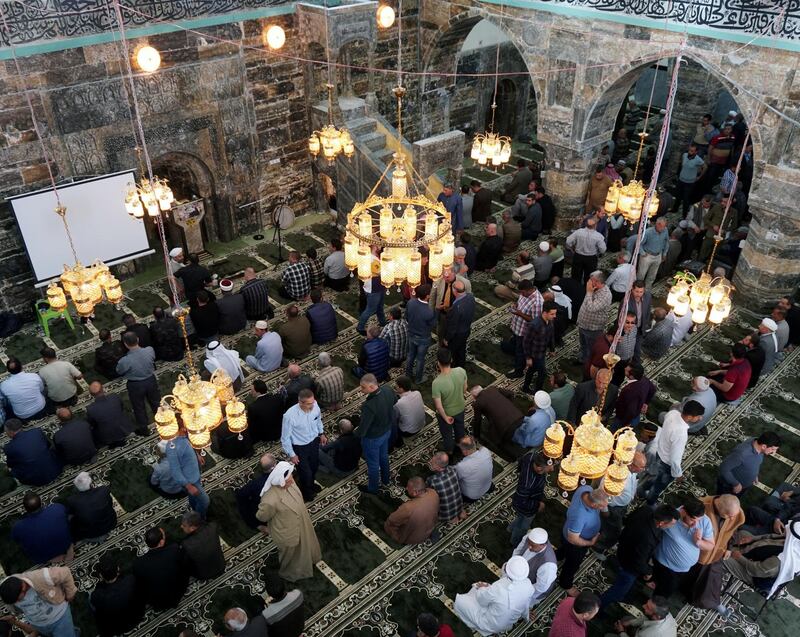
[488,3,504,133]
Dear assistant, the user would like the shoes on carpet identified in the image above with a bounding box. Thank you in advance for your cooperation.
[357,485,377,495]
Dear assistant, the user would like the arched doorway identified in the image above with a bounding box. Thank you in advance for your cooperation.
[151,152,219,254]
[485,79,517,137]
[337,39,370,99]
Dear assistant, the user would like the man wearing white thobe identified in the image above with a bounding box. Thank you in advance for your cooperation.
[454,555,535,636]
[511,528,557,606]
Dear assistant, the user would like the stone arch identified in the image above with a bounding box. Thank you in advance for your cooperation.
[151,151,223,248]
[419,9,541,139]
[337,37,372,99]
[580,51,762,159]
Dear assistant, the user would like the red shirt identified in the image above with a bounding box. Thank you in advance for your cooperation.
[723,358,752,401]
[548,598,587,637]
[585,334,611,378]
[438,625,455,637]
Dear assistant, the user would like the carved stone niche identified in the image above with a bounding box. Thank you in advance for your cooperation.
[296,1,378,54]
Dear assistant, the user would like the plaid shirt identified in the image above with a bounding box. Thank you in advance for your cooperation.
[523,315,555,359]
[315,365,344,408]
[616,327,638,361]
[306,257,325,288]
[427,466,463,521]
[511,290,543,337]
[380,320,409,361]
[720,168,736,194]
[577,286,612,331]
[282,262,311,300]
[240,278,272,320]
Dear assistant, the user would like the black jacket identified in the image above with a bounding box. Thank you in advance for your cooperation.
[53,419,97,465]
[617,505,663,576]
[86,394,134,447]
[236,473,269,529]
[121,323,152,349]
[132,544,190,610]
[94,341,125,379]
[217,293,248,335]
[246,393,284,442]
[190,302,220,339]
[90,573,145,637]
[445,294,476,340]
[149,317,185,361]
[182,522,226,580]
[66,485,117,540]
[212,421,254,459]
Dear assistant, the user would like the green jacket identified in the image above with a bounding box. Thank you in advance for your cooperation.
[356,385,397,439]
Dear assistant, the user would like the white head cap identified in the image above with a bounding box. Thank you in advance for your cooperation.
[534,390,551,409]
[255,320,269,330]
[761,317,778,332]
[169,247,183,258]
[694,376,710,391]
[527,527,548,544]
[728,110,737,117]
[539,241,550,252]
[74,471,92,491]
[505,555,530,581]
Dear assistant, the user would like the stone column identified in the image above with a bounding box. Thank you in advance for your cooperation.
[733,166,800,306]
[537,140,597,231]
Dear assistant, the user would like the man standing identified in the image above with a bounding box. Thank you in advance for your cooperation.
[38,347,82,407]
[245,320,283,373]
[470,180,493,222]
[168,246,185,275]
[116,332,160,435]
[384,476,440,545]
[637,217,670,289]
[566,218,606,285]
[406,284,436,383]
[507,281,542,379]
[437,183,463,232]
[430,267,471,339]
[576,271,612,362]
[355,374,396,494]
[641,401,705,505]
[281,388,326,502]
[504,159,533,204]
[166,426,210,518]
[511,528,557,607]
[523,301,558,393]
[652,498,715,598]
[443,281,475,368]
[557,486,607,596]
[280,251,312,301]
[627,280,653,336]
[600,505,680,608]
[597,451,647,551]
[585,166,614,213]
[674,144,706,215]
[356,247,386,335]
[611,362,656,431]
[427,452,465,524]
[240,266,274,320]
[509,451,554,546]
[717,432,781,496]
[0,566,78,637]
[174,253,212,305]
[605,253,634,301]
[246,381,284,442]
[380,306,409,367]
[432,348,468,453]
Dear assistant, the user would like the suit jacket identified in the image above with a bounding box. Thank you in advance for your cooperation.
[66,485,117,539]
[149,317,185,361]
[475,235,504,271]
[247,393,284,442]
[429,275,472,311]
[53,418,97,465]
[614,377,657,424]
[472,387,525,460]
[90,574,146,637]
[3,428,62,485]
[86,393,134,447]
[182,522,226,580]
[236,473,269,529]
[628,292,653,333]
[445,294,476,340]
[94,341,124,379]
[568,380,619,424]
[121,323,152,349]
[132,544,190,610]
[217,293,248,335]
[505,167,533,199]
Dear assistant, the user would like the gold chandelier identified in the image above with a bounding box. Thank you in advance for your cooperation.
[124,174,175,220]
[542,353,638,494]
[46,206,123,317]
[155,310,248,450]
[309,84,354,163]
[604,131,659,223]
[666,271,732,325]
[344,86,454,286]
[470,5,511,168]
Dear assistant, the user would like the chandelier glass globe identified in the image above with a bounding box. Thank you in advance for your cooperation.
[136,46,161,73]
[264,25,286,50]
[377,4,396,28]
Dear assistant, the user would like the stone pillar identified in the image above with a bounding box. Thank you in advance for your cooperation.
[733,166,800,306]
[412,130,465,188]
[538,140,597,231]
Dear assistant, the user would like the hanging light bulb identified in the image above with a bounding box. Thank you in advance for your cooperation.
[135,45,161,73]
[377,4,396,28]
[264,25,286,50]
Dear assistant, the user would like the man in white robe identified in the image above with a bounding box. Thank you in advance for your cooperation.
[204,340,244,389]
[454,555,534,635]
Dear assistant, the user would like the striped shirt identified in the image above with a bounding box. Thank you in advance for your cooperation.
[240,278,272,320]
[511,291,542,337]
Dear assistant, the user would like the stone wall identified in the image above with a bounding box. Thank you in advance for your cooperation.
[0,14,312,314]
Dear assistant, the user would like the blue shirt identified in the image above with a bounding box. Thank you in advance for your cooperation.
[12,504,72,564]
[281,401,323,457]
[406,298,436,339]
[563,485,601,541]
[116,346,156,381]
[254,332,283,372]
[165,435,201,486]
[654,508,713,572]
[150,458,184,494]
[512,409,552,448]
[0,373,46,419]
[640,226,669,256]
[437,192,464,231]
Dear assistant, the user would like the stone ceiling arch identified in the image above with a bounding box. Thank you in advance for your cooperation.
[580,50,762,160]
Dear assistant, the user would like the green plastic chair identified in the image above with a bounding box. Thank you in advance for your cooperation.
[35,300,75,339]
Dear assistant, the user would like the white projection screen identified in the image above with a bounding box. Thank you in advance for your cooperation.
[10,171,154,286]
